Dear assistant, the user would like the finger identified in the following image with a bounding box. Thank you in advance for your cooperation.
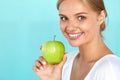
[58,53,68,68]
[35,60,42,67]
[33,66,40,72]
[35,59,45,70]
[33,62,44,71]
[38,56,47,65]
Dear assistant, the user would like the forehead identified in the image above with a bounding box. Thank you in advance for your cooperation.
[59,0,94,14]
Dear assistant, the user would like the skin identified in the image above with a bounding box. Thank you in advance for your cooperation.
[33,0,112,80]
[59,0,112,79]
[33,52,67,80]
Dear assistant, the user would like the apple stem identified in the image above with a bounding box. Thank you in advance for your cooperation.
[53,35,56,41]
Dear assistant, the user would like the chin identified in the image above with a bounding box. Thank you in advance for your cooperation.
[69,41,81,47]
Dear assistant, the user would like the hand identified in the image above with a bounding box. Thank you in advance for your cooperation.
[33,53,67,80]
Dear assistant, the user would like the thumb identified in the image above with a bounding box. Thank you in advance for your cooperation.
[58,53,68,68]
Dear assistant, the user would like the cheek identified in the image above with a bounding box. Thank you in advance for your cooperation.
[60,22,63,31]
[60,22,66,34]
[60,21,67,30]
[60,22,68,38]
[82,20,100,36]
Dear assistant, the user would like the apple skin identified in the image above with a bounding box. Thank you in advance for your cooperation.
[41,41,65,64]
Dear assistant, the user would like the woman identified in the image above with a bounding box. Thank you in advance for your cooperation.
[33,0,120,80]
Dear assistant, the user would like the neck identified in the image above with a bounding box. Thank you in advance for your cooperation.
[78,38,112,62]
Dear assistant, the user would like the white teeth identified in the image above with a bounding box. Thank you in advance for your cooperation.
[68,33,81,38]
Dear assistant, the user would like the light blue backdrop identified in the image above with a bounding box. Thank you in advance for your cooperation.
[0,0,120,80]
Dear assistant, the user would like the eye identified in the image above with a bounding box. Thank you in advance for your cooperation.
[60,16,68,21]
[78,16,86,21]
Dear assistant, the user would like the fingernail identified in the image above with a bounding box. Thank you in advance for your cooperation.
[42,61,46,65]
[36,69,40,72]
[40,67,44,70]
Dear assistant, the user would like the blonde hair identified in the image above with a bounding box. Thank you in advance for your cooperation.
[57,0,107,32]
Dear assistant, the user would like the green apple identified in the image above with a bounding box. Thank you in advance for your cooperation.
[41,36,65,64]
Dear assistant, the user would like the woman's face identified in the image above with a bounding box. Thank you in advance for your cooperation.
[59,0,105,47]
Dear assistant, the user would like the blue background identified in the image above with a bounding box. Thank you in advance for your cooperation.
[0,0,120,80]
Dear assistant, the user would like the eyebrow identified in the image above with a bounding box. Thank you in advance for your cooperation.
[59,12,88,16]
[59,14,66,17]
[74,12,88,16]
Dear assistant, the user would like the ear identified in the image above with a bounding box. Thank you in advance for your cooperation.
[97,10,106,25]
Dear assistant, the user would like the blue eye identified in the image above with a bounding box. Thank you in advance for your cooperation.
[60,17,68,21]
[78,16,86,21]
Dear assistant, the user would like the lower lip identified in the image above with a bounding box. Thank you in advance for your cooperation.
[68,33,84,40]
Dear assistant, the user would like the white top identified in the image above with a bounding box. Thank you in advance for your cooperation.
[62,51,120,80]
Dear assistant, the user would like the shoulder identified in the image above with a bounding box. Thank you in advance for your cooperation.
[90,54,120,80]
[96,54,120,70]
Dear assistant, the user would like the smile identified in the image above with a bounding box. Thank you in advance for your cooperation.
[67,32,84,40]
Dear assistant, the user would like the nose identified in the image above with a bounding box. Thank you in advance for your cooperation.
[66,20,78,32]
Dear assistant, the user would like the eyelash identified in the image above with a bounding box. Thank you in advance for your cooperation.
[60,17,68,21]
[60,16,86,21]
[78,16,86,21]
